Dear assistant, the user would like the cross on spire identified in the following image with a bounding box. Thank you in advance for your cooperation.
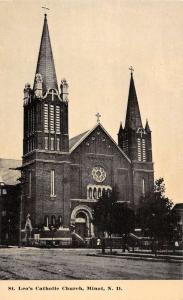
[42,6,50,16]
[50,89,57,101]
[129,66,134,75]
[95,113,101,123]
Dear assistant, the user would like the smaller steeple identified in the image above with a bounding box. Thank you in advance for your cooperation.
[145,119,151,133]
[125,69,143,130]
[118,122,123,135]
[60,79,69,102]
[23,83,32,105]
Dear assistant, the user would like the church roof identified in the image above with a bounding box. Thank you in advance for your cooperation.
[69,130,89,150]
[69,123,131,163]
[0,158,21,185]
[173,203,183,210]
[125,73,143,130]
[33,14,58,93]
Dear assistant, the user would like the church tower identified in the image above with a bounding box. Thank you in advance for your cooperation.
[22,14,71,231]
[118,69,154,207]
[23,14,69,155]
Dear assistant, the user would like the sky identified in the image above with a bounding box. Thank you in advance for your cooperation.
[0,0,183,203]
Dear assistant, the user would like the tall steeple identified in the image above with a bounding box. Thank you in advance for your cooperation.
[125,71,143,130]
[118,69,154,208]
[22,13,70,232]
[118,69,153,163]
[33,14,58,94]
[23,14,69,156]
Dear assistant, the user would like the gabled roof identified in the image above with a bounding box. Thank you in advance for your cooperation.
[69,122,131,163]
[69,130,89,150]
[33,14,58,93]
[0,158,21,185]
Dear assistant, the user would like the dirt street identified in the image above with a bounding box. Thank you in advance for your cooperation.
[0,247,182,280]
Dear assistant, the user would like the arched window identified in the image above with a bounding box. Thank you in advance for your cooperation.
[89,187,92,199]
[51,215,56,226]
[58,215,62,226]
[142,179,145,196]
[93,187,97,199]
[45,137,48,150]
[107,189,111,197]
[87,185,112,200]
[98,188,101,199]
[76,211,87,221]
[44,216,49,227]
[102,188,106,197]
[50,170,55,196]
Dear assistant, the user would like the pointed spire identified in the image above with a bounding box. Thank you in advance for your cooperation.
[125,71,143,130]
[33,14,58,94]
[118,122,123,134]
[145,119,151,133]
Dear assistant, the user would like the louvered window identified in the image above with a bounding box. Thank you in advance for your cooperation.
[137,138,142,161]
[142,139,146,161]
[50,105,55,133]
[56,106,60,133]
[44,104,49,132]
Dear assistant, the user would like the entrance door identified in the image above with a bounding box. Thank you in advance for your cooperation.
[75,212,88,238]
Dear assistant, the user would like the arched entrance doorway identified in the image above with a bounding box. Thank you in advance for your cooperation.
[71,205,94,238]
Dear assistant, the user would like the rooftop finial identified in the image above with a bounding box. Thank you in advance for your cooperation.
[42,6,50,17]
[129,66,134,76]
[96,113,101,123]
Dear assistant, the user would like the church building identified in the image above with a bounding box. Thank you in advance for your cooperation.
[20,14,154,244]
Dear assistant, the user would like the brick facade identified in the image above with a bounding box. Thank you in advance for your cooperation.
[20,15,154,242]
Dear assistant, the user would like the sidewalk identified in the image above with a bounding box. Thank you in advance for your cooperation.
[87,249,183,263]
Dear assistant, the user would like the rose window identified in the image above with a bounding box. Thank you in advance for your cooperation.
[92,166,106,183]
